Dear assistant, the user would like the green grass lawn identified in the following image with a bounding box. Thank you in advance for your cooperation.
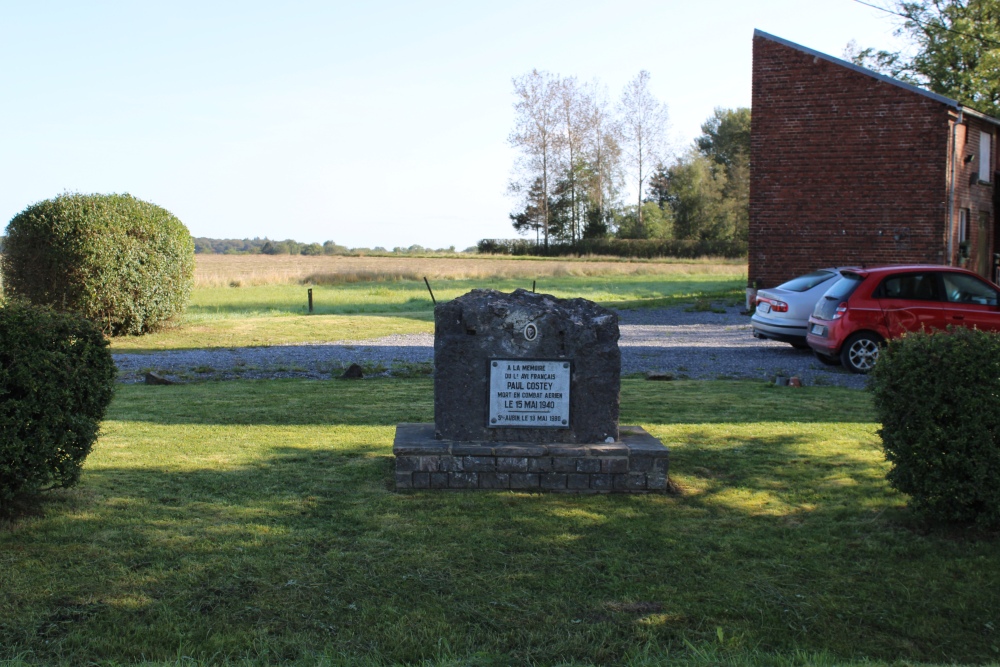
[110,275,744,352]
[2,379,997,666]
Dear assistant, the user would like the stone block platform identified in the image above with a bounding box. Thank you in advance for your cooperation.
[393,423,669,493]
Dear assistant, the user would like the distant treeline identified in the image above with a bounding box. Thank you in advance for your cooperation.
[193,238,464,255]
[194,238,348,255]
[477,237,747,259]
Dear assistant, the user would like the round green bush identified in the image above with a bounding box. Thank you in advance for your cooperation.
[869,327,1000,526]
[1,193,195,336]
[0,302,116,506]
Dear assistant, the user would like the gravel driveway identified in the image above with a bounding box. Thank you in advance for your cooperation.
[113,306,867,389]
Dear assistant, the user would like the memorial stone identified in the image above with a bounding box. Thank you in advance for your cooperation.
[435,288,620,443]
[393,288,669,493]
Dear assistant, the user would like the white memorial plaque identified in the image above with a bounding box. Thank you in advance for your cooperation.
[488,359,570,428]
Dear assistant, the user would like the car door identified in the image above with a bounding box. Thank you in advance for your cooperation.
[875,272,944,337]
[938,271,1000,332]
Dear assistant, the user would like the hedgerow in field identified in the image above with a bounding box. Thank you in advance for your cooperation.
[1,193,194,335]
[0,302,116,506]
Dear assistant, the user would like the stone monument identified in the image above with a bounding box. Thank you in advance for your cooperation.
[393,288,669,492]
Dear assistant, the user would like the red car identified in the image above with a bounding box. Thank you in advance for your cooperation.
[806,265,1000,373]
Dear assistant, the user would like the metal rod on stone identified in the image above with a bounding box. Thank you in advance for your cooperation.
[424,277,436,305]
[308,288,313,313]
[532,280,536,293]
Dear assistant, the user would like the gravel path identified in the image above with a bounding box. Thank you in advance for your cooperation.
[113,306,867,389]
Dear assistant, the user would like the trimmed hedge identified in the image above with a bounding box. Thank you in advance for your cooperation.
[0,302,116,506]
[869,327,1000,526]
[477,237,747,259]
[1,193,195,336]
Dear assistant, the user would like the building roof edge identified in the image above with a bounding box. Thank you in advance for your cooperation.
[752,29,1000,127]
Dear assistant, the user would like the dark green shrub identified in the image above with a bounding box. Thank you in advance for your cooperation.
[869,327,1000,525]
[1,193,195,335]
[0,302,116,506]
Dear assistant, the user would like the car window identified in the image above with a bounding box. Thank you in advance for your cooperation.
[876,273,939,301]
[824,273,864,300]
[940,272,999,306]
[813,274,864,319]
[776,270,836,293]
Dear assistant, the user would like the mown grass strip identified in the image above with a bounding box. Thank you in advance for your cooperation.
[111,313,434,353]
[1,379,997,666]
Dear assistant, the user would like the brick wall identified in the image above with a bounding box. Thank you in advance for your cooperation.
[951,116,997,279]
[750,34,952,288]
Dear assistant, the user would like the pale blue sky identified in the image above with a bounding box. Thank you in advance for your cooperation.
[0,1,904,249]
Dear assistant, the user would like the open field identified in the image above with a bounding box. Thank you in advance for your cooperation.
[111,257,747,352]
[194,253,747,288]
[2,379,997,666]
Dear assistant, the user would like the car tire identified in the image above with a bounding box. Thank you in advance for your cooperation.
[814,351,840,366]
[840,332,883,374]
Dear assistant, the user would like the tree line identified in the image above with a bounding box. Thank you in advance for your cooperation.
[194,237,350,255]
[5,234,466,258]
[192,237,464,255]
[506,69,750,252]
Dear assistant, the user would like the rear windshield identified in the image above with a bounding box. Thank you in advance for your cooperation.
[825,273,864,300]
[776,270,837,293]
[813,273,864,319]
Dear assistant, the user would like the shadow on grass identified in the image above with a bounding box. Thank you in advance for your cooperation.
[6,433,997,665]
[10,379,991,663]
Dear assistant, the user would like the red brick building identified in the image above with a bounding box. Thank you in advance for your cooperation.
[749,30,1000,288]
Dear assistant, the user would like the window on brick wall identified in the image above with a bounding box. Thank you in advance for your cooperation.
[960,208,969,243]
[980,130,993,183]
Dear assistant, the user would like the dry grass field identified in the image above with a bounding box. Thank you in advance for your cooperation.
[194,253,747,288]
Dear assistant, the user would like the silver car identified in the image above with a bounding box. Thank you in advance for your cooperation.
[751,268,853,349]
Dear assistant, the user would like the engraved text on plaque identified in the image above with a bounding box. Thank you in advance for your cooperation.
[488,359,570,428]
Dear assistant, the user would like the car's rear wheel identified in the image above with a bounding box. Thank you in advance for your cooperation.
[814,351,840,366]
[840,332,883,374]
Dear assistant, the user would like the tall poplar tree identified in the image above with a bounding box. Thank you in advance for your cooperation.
[509,70,561,248]
[581,82,622,238]
[618,71,670,237]
[556,76,589,243]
